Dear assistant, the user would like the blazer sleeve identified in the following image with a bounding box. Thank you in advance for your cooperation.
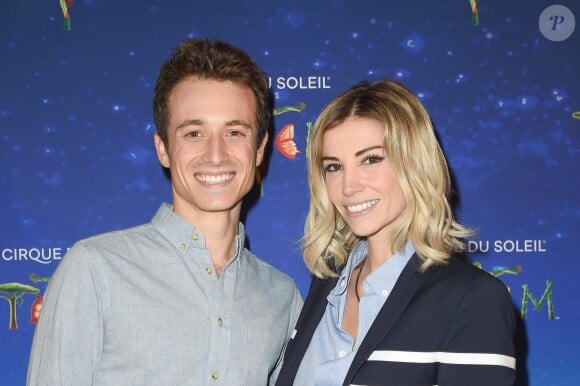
[438,273,516,386]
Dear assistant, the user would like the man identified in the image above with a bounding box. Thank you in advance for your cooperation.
[27,38,303,386]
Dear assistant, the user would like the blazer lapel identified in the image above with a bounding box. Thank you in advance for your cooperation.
[343,253,424,385]
[278,276,337,385]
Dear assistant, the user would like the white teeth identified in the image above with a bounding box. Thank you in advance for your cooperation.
[346,200,378,213]
[196,174,233,184]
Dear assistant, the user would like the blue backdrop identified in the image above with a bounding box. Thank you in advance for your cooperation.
[1,1,578,385]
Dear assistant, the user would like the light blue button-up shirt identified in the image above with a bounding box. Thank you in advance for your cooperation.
[27,203,303,386]
[294,240,414,386]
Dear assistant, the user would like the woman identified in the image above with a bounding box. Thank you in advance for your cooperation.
[276,80,516,385]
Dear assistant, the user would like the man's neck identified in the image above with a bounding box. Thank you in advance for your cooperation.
[173,202,241,270]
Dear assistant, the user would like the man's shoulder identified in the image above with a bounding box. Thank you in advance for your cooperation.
[63,222,157,267]
[74,222,154,248]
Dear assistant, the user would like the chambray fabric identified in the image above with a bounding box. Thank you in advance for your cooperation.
[293,241,414,386]
[27,203,303,386]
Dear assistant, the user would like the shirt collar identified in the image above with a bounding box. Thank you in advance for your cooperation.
[151,203,246,265]
[329,240,415,299]
[365,240,415,296]
[327,242,367,304]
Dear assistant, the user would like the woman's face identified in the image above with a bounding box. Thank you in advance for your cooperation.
[322,116,407,246]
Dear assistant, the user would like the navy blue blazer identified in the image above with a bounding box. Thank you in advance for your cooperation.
[276,254,516,386]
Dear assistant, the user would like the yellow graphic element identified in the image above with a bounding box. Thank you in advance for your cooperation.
[473,261,522,277]
[0,282,40,330]
[305,121,313,153]
[273,102,306,116]
[469,0,479,25]
[30,272,51,284]
[573,111,580,120]
[59,0,73,31]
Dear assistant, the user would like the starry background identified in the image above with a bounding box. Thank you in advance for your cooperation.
[1,1,578,385]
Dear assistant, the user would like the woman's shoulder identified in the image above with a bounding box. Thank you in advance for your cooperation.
[428,254,509,293]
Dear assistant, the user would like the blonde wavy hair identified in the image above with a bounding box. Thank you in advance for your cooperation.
[303,80,473,278]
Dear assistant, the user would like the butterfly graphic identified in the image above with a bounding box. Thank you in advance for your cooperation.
[275,123,300,159]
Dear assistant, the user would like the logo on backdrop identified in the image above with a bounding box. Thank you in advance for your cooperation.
[470,238,556,321]
[467,239,547,253]
[269,76,331,90]
[1,247,69,264]
[539,5,575,42]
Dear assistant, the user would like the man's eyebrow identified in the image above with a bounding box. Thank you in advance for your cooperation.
[174,119,253,132]
[175,119,204,131]
[225,119,253,130]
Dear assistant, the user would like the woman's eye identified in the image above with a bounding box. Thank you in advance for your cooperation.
[323,163,341,173]
[362,154,384,165]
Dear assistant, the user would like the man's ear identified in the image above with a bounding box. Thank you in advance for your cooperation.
[154,132,171,168]
[256,132,269,167]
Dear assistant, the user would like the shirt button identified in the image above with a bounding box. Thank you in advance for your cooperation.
[382,289,389,297]
[211,372,219,380]
[179,243,186,250]
[338,350,347,358]
[192,233,199,241]
[205,267,213,275]
[217,318,223,326]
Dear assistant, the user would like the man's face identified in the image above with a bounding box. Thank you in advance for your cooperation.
[155,76,267,219]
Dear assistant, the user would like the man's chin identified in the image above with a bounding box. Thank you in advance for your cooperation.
[199,200,243,214]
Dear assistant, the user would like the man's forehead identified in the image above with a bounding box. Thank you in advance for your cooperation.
[167,77,258,130]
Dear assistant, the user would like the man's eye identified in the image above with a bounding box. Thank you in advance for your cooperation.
[185,131,200,138]
[227,130,246,137]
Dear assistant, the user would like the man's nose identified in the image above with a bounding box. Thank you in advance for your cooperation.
[202,136,228,165]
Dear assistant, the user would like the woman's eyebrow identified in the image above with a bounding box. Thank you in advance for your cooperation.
[322,145,383,161]
[355,145,382,157]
